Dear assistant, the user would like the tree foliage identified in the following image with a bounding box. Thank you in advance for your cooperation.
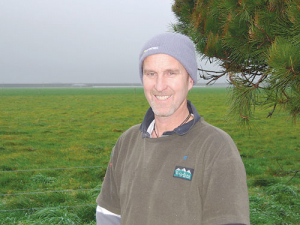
[172,0,300,123]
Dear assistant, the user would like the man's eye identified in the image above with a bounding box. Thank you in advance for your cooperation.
[168,71,177,76]
[146,72,156,76]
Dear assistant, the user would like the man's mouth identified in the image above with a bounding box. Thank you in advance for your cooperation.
[155,95,171,100]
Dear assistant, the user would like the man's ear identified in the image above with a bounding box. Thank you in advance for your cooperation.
[188,76,194,90]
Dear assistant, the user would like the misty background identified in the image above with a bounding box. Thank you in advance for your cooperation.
[0,0,222,84]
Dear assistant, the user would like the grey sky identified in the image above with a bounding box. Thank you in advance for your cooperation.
[0,0,220,84]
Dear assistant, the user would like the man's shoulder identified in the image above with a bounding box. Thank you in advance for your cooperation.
[194,118,231,139]
[113,124,142,154]
[192,118,241,159]
[118,124,141,141]
[190,118,238,153]
[124,124,141,134]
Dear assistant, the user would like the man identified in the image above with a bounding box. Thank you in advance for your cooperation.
[96,33,250,225]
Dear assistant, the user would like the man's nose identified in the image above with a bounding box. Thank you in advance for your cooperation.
[155,74,167,92]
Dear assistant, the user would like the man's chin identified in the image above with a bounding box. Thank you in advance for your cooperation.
[152,108,175,118]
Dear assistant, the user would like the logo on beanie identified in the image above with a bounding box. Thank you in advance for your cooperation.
[144,46,158,53]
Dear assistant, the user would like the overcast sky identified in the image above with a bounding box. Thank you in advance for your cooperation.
[0,0,220,84]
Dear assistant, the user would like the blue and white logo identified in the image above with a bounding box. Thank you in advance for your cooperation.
[173,166,194,181]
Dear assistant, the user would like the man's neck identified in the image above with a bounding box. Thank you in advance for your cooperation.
[153,106,191,138]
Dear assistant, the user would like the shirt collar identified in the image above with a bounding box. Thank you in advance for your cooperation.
[139,100,201,138]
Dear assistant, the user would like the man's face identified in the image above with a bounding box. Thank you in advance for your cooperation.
[143,54,193,117]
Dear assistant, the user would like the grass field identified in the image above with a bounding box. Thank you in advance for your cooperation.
[0,87,299,224]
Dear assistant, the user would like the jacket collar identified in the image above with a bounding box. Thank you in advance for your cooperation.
[139,100,201,138]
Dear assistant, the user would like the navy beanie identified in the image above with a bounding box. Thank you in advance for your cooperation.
[139,32,198,84]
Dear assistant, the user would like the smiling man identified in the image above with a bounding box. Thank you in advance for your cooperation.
[143,53,194,137]
[96,33,250,225]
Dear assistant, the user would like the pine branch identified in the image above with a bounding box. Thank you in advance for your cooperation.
[267,103,277,118]
[275,159,299,183]
[287,170,300,184]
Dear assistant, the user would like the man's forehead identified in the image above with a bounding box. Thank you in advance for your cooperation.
[143,54,190,77]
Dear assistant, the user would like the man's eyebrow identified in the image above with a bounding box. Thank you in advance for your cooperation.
[143,69,181,73]
[165,69,181,73]
[143,69,156,73]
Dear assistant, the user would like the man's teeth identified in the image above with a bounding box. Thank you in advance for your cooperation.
[156,95,170,100]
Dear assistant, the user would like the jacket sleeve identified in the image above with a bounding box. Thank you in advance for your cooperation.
[201,129,250,225]
[96,144,122,215]
[96,205,121,225]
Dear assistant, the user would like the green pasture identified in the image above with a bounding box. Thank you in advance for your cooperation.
[0,87,299,224]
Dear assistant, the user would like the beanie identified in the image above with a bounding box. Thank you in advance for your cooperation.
[139,32,198,84]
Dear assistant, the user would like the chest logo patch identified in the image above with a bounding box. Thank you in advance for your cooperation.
[173,166,194,181]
